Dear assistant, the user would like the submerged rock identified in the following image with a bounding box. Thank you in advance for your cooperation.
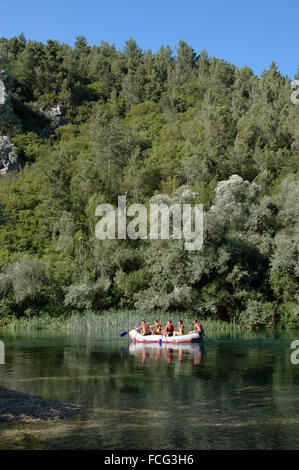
[0,386,86,424]
[0,136,22,175]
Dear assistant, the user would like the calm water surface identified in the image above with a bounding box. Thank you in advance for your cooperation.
[0,329,298,450]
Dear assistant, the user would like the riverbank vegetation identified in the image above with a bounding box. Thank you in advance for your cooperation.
[0,36,298,328]
[2,309,245,334]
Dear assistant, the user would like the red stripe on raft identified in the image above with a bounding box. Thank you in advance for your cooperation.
[129,335,193,344]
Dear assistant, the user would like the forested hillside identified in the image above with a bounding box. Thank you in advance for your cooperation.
[0,35,298,327]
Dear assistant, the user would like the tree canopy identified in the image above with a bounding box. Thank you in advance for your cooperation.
[0,35,298,327]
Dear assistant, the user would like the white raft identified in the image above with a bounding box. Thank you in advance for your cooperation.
[128,329,202,344]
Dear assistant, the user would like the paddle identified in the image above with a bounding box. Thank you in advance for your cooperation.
[159,332,166,346]
[120,327,140,338]
[120,331,129,337]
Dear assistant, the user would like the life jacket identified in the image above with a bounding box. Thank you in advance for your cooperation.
[156,324,163,333]
[167,323,174,335]
[179,325,185,335]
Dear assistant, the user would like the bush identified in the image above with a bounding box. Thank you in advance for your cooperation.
[240,300,276,328]
[276,299,299,328]
[63,275,111,311]
[64,280,95,311]
[3,255,46,304]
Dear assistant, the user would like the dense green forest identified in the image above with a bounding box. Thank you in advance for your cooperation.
[0,35,298,327]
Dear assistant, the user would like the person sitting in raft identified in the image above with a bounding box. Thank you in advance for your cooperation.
[189,319,203,336]
[163,320,174,337]
[149,320,163,335]
[174,320,185,336]
[135,320,150,336]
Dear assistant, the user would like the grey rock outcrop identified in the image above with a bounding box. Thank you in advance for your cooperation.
[47,104,65,126]
[0,136,21,175]
[0,71,15,121]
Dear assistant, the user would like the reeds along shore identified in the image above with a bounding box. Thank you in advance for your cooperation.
[0,309,283,334]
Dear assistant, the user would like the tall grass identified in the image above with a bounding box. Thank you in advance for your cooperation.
[3,314,69,332]
[2,309,244,334]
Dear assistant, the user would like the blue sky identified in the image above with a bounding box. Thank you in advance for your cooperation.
[1,0,298,78]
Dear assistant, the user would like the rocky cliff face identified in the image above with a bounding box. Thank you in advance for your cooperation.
[0,136,21,175]
[0,72,22,175]
[47,104,66,127]
[0,71,15,122]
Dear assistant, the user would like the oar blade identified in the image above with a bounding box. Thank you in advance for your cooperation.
[120,331,128,337]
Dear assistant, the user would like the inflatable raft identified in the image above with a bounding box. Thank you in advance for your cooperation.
[128,328,202,344]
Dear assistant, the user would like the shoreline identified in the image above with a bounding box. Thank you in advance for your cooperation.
[1,310,296,333]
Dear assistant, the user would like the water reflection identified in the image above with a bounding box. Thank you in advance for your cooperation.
[129,342,203,365]
[1,330,299,450]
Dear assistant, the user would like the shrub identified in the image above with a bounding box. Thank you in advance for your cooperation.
[240,300,276,328]
[4,255,46,303]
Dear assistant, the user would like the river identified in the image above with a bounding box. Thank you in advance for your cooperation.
[0,329,298,450]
